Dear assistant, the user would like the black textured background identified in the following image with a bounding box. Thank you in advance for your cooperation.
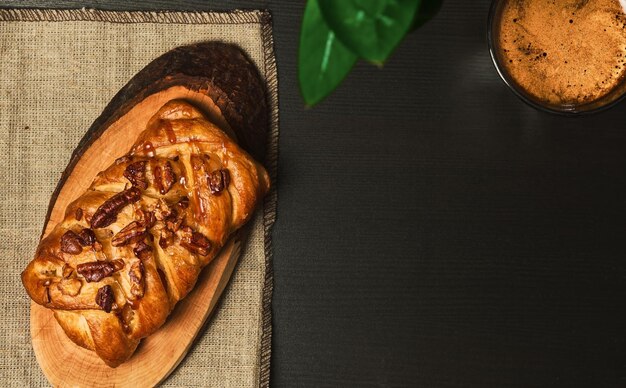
[2,1,626,387]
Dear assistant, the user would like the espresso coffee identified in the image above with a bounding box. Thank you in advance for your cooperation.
[495,0,626,108]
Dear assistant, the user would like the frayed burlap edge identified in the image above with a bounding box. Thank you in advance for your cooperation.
[0,8,264,24]
[259,11,278,388]
[0,8,279,388]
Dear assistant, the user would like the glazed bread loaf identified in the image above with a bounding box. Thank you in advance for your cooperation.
[21,99,270,367]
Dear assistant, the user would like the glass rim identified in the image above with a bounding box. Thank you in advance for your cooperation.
[486,0,626,116]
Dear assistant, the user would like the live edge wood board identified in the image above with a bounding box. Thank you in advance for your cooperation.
[29,42,269,387]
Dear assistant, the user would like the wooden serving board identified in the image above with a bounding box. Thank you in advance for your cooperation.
[31,230,244,388]
[29,43,268,387]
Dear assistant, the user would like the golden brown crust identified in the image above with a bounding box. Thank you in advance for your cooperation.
[21,100,270,367]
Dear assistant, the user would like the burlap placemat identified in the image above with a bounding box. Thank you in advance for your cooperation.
[0,8,278,387]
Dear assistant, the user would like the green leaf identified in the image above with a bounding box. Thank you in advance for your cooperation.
[317,0,421,64]
[411,0,443,31]
[299,0,358,106]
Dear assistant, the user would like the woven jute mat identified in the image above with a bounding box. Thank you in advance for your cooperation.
[0,8,278,387]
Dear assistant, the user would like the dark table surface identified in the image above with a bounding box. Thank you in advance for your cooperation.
[4,0,626,387]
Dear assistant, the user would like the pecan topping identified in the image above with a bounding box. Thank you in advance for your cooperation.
[111,209,154,247]
[165,208,184,232]
[143,211,156,229]
[154,199,185,232]
[158,229,173,249]
[96,285,114,313]
[57,278,82,296]
[60,231,83,255]
[178,226,211,256]
[112,221,146,247]
[123,161,148,189]
[153,160,175,195]
[134,205,156,227]
[153,200,172,221]
[75,207,83,221]
[91,188,141,229]
[112,259,125,271]
[76,259,124,283]
[78,228,96,246]
[133,240,152,259]
[128,259,144,298]
[208,169,230,195]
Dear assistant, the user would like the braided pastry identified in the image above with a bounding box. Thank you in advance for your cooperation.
[21,99,270,367]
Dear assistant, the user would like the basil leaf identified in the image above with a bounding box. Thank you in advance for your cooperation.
[299,0,359,106]
[318,0,421,64]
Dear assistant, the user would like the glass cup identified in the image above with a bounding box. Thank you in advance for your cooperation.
[487,0,626,115]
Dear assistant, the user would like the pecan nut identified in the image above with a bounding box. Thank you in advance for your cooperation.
[208,169,230,195]
[158,229,174,249]
[165,209,184,232]
[128,258,145,298]
[137,208,156,229]
[133,240,152,259]
[91,188,142,229]
[111,208,155,246]
[76,259,124,282]
[178,226,211,256]
[153,160,175,195]
[60,231,83,254]
[153,200,184,232]
[112,221,146,247]
[124,160,148,190]
[153,200,172,221]
[75,207,83,221]
[112,259,125,271]
[78,228,96,246]
[96,285,114,313]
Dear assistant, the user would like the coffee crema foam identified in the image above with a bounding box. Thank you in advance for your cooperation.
[497,0,626,106]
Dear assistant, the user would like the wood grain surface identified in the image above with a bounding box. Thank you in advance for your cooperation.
[4,0,626,387]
